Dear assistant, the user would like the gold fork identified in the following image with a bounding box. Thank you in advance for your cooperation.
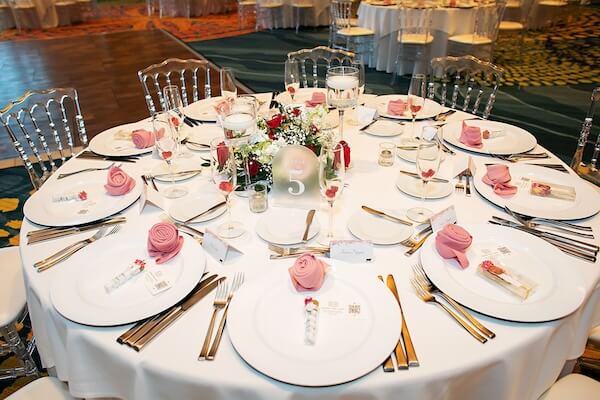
[399,226,432,247]
[198,281,229,360]
[404,229,434,257]
[410,278,487,343]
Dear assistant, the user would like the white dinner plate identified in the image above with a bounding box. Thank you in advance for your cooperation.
[443,120,537,155]
[227,265,401,386]
[183,96,223,122]
[184,125,224,152]
[255,207,320,245]
[50,232,206,326]
[347,209,412,245]
[150,159,202,182]
[363,120,404,137]
[168,189,226,223]
[419,223,586,322]
[473,163,600,220]
[24,169,142,227]
[395,172,453,199]
[365,95,444,120]
[89,121,155,157]
[275,88,327,107]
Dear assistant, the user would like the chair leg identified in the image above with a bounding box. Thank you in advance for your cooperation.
[295,7,299,34]
[0,324,39,381]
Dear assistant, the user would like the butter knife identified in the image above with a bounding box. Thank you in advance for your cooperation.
[399,170,450,184]
[387,275,419,367]
[301,209,316,243]
[361,206,412,226]
[184,201,227,223]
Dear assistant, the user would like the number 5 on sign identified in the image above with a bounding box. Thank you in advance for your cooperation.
[272,145,320,209]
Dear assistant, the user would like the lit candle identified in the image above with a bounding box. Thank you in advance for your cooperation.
[326,75,358,90]
[222,113,255,131]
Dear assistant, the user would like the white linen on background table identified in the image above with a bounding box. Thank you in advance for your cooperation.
[256,0,330,29]
[19,108,600,400]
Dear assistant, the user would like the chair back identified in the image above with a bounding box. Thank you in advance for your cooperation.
[503,0,533,26]
[138,58,212,116]
[474,2,507,42]
[287,46,355,88]
[330,0,353,30]
[428,55,503,119]
[0,88,88,189]
[571,87,600,173]
[398,6,432,43]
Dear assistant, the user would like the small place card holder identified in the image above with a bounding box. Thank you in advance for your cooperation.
[202,229,243,263]
[330,240,373,263]
[271,145,321,209]
[139,185,167,214]
[430,205,458,233]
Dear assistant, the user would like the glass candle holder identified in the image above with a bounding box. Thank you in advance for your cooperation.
[249,181,268,213]
[378,142,395,167]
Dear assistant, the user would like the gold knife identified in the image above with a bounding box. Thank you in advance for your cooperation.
[399,170,450,184]
[361,206,412,226]
[301,209,316,243]
[27,217,127,243]
[184,201,227,223]
[387,275,419,367]
[378,275,397,372]
[150,169,204,179]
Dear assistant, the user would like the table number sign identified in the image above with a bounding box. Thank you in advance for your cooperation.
[271,145,320,209]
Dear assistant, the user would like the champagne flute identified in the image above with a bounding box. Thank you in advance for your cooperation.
[152,112,188,199]
[220,67,237,100]
[407,126,442,223]
[284,59,301,103]
[408,74,426,137]
[318,144,346,243]
[213,145,245,238]
[326,66,359,140]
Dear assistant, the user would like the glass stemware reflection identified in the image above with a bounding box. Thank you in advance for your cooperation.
[406,126,442,223]
[152,112,189,199]
[318,144,346,243]
[212,141,245,238]
[284,59,301,103]
[326,66,359,140]
[220,67,237,101]
[408,74,426,137]
[351,60,366,98]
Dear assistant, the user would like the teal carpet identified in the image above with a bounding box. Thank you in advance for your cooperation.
[189,26,600,164]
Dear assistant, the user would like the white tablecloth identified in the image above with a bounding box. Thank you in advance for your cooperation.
[358,4,480,74]
[256,0,330,30]
[19,105,600,400]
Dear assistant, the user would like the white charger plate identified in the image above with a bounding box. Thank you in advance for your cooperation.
[443,120,537,155]
[396,137,447,163]
[473,163,600,220]
[365,95,443,120]
[227,265,401,386]
[275,88,327,107]
[347,209,412,245]
[363,120,404,137]
[169,190,226,223]
[24,169,142,227]
[50,233,206,326]
[395,173,453,199]
[419,223,586,322]
[256,208,320,245]
[89,121,155,157]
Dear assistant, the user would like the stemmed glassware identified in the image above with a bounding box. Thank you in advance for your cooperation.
[326,66,359,140]
[212,141,245,238]
[220,67,237,101]
[351,60,366,98]
[163,85,188,157]
[407,74,426,137]
[284,59,301,103]
[152,112,188,199]
[318,144,346,244]
[407,126,442,223]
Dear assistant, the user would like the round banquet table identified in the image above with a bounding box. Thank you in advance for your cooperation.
[256,0,330,30]
[357,3,481,74]
[19,102,600,400]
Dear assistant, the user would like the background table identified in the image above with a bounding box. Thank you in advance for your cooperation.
[256,0,330,30]
[19,108,600,400]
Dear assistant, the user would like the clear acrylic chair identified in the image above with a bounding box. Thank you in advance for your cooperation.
[0,0,15,30]
[447,2,507,61]
[7,0,41,30]
[498,0,533,62]
[392,6,434,83]
[330,0,374,62]
[138,58,212,116]
[291,0,314,34]
[255,0,284,30]
[237,0,256,29]
[570,87,600,187]
[287,46,355,88]
[428,55,504,119]
[0,247,39,382]
[0,88,89,190]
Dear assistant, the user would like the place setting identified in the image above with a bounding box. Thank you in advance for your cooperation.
[88,120,161,158]
[347,205,413,245]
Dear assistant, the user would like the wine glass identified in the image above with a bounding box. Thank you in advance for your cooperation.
[212,144,244,238]
[407,126,442,223]
[318,144,346,243]
[326,66,359,140]
[284,59,301,103]
[220,67,237,101]
[408,74,426,137]
[152,112,188,199]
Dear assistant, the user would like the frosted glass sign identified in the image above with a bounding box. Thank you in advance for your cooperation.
[272,145,320,209]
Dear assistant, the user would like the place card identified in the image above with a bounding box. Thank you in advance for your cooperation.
[202,229,243,263]
[356,106,377,125]
[330,240,373,263]
[144,270,172,296]
[139,184,167,214]
[430,205,458,233]
[320,299,367,320]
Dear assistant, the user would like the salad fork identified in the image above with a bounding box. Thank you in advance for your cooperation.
[198,281,229,360]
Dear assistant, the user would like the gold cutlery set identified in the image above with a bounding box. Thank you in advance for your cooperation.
[26,216,126,244]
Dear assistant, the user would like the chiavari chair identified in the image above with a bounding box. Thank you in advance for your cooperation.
[287,46,355,88]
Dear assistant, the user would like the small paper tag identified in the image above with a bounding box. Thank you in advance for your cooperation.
[140,184,167,214]
[320,299,366,320]
[422,125,438,141]
[430,206,458,233]
[330,240,373,263]
[477,245,514,260]
[356,106,377,124]
[144,270,172,295]
[202,229,230,263]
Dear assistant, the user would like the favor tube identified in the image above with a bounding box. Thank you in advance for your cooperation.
[478,260,536,300]
[304,297,320,345]
[528,179,576,202]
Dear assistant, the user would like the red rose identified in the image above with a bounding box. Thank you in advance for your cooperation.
[268,130,277,140]
[325,186,339,199]
[218,181,234,194]
[247,159,261,177]
[334,141,351,169]
[292,107,301,117]
[267,114,283,129]
[216,142,229,167]
[170,116,180,128]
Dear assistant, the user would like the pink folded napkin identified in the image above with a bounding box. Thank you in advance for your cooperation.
[305,92,326,108]
[289,253,328,292]
[459,122,484,149]
[147,222,184,264]
[104,166,136,196]
[435,224,473,268]
[482,164,518,196]
[387,99,407,115]
[131,128,164,149]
